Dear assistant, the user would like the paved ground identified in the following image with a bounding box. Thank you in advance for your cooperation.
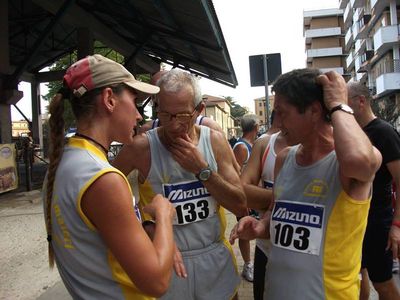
[0,179,398,299]
[0,190,61,300]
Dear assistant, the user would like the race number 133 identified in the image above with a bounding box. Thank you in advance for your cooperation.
[163,180,217,225]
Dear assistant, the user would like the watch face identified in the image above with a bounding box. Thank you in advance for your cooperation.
[341,104,354,114]
[199,168,212,181]
[330,104,354,117]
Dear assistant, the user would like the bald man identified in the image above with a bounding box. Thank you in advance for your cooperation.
[348,81,400,300]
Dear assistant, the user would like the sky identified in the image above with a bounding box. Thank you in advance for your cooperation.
[199,0,340,111]
[12,0,339,120]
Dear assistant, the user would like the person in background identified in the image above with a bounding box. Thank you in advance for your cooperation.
[347,81,400,300]
[239,110,288,299]
[259,110,280,138]
[232,114,259,282]
[393,182,399,275]
[113,69,247,300]
[229,135,238,148]
[230,69,381,299]
[43,54,175,299]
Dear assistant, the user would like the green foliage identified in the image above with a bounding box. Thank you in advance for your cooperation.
[371,97,400,126]
[43,41,151,131]
[224,96,248,119]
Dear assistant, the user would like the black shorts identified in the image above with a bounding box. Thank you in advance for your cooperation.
[253,245,268,300]
[361,222,393,283]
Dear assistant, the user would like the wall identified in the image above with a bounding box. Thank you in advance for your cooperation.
[310,16,340,29]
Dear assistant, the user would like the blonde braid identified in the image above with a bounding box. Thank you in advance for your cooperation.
[45,93,65,268]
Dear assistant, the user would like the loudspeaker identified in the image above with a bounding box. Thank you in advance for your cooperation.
[249,53,282,87]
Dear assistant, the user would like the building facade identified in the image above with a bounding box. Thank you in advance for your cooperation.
[303,8,348,77]
[202,94,237,138]
[254,95,275,130]
[341,0,400,120]
[305,1,400,127]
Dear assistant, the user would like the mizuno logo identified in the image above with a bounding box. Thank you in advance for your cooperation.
[163,180,211,203]
[272,207,321,225]
[167,187,209,201]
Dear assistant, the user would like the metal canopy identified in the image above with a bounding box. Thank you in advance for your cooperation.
[8,0,237,87]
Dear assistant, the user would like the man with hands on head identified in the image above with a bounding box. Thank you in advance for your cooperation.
[230,69,381,300]
[113,69,246,300]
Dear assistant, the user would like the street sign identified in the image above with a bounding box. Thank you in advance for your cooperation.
[249,53,282,87]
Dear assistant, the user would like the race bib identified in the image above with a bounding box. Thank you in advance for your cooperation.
[163,180,217,225]
[270,200,324,255]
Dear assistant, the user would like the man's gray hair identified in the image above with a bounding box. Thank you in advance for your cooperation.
[157,69,202,106]
[347,81,373,102]
[240,114,258,133]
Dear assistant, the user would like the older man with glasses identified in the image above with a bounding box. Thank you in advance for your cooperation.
[113,68,247,300]
[139,70,224,134]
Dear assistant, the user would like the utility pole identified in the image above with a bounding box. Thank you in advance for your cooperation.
[262,55,270,130]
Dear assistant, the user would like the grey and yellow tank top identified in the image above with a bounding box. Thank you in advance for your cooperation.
[46,137,151,300]
[266,145,370,300]
[139,126,228,252]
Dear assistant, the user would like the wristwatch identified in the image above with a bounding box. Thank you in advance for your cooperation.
[196,165,212,181]
[329,104,354,117]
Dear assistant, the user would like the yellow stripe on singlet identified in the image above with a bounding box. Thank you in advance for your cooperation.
[323,190,370,300]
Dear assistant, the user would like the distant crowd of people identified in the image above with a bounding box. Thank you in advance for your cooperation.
[43,54,400,300]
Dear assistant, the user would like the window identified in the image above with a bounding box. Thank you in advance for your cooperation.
[259,111,263,116]
[259,102,262,107]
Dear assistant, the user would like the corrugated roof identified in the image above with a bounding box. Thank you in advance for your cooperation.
[7,0,237,87]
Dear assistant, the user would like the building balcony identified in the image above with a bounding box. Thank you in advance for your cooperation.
[319,67,345,75]
[303,8,344,26]
[355,71,367,82]
[375,59,400,96]
[355,38,366,55]
[350,0,364,8]
[360,49,374,67]
[373,25,400,54]
[339,0,349,9]
[305,27,342,43]
[355,55,362,72]
[371,0,388,18]
[355,52,373,73]
[353,22,361,40]
[345,27,354,50]
[353,11,372,40]
[306,47,344,62]
[344,2,353,29]
[346,50,356,69]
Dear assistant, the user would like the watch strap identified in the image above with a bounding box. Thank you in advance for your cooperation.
[329,104,353,118]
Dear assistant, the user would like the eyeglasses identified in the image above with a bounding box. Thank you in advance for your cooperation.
[157,105,199,123]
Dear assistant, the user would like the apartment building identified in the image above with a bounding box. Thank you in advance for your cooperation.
[342,0,399,103]
[304,8,348,77]
[254,95,275,128]
[202,94,237,138]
